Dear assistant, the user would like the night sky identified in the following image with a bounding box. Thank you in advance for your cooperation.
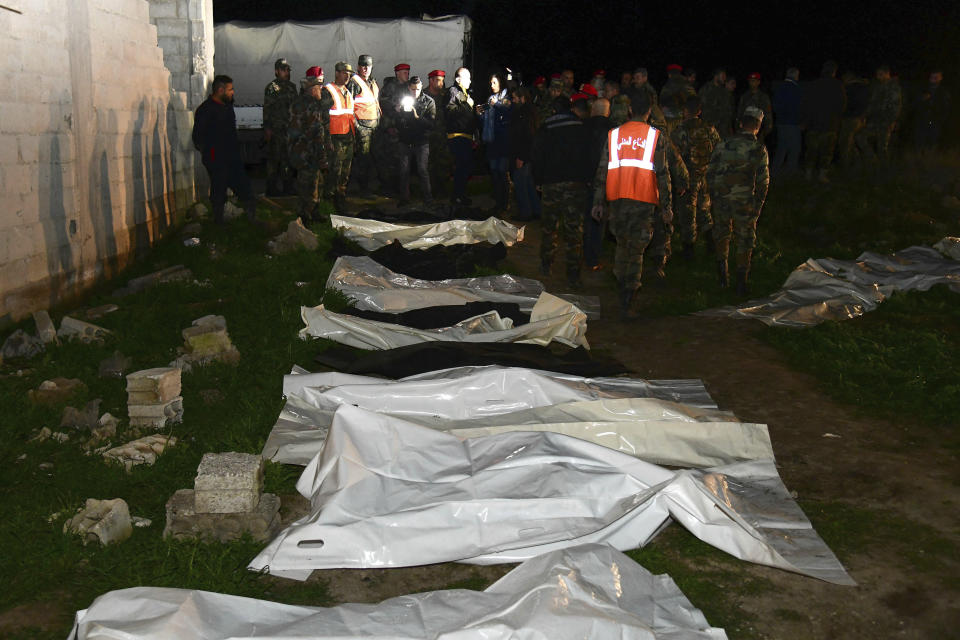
[214,0,959,91]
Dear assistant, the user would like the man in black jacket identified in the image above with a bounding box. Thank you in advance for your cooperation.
[446,67,478,207]
[396,77,436,206]
[191,75,256,224]
[532,96,593,287]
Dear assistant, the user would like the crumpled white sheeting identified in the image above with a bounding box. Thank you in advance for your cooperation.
[331,214,523,250]
[262,366,720,465]
[699,245,960,327]
[325,255,602,317]
[299,292,589,349]
[934,236,960,260]
[249,406,854,586]
[71,544,728,639]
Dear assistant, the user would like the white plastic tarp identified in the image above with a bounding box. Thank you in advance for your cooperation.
[214,17,471,106]
[249,405,854,586]
[331,214,523,250]
[299,292,589,349]
[700,245,960,327]
[262,366,721,465]
[71,544,728,639]
[325,255,602,317]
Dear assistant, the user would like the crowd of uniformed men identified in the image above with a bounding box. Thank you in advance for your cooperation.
[192,56,950,318]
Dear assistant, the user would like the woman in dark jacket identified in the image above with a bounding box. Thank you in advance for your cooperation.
[480,73,513,214]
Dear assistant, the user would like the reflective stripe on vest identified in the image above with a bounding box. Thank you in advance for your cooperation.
[351,74,380,120]
[605,122,660,204]
[325,83,355,135]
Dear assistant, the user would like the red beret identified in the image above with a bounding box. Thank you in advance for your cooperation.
[427,69,445,78]
[571,92,591,103]
[593,69,606,77]
[579,83,598,97]
[394,63,411,72]
[306,66,323,77]
[747,71,761,80]
[666,63,683,72]
[533,75,546,86]
[550,72,562,79]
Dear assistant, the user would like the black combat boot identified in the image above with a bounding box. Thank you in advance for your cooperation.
[682,242,695,261]
[736,267,749,296]
[717,260,729,288]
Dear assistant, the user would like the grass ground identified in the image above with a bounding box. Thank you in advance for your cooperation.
[0,156,957,638]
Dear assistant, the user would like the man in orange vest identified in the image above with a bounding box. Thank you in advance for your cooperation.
[347,54,382,193]
[321,61,356,213]
[590,91,673,318]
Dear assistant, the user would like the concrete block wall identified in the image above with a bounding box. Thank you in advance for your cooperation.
[148,0,213,108]
[0,0,202,322]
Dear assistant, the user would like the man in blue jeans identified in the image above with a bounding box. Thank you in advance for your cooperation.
[445,67,478,207]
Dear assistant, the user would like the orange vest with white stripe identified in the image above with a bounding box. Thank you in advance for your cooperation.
[351,74,380,120]
[325,83,355,135]
[605,121,660,204]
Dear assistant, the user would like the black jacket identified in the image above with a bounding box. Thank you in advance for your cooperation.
[192,98,240,165]
[509,102,537,162]
[398,93,436,145]
[531,112,592,185]
[445,84,477,136]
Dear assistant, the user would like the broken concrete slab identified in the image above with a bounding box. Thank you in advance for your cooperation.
[60,399,102,431]
[194,452,264,514]
[99,351,133,379]
[29,427,52,443]
[103,434,177,472]
[128,397,183,430]
[267,218,319,255]
[57,316,111,343]
[126,367,181,399]
[85,304,119,320]
[2,329,45,360]
[28,378,87,404]
[111,265,194,298]
[176,316,240,366]
[163,489,281,543]
[63,498,133,546]
[189,203,209,220]
[88,413,118,446]
[223,201,244,221]
[32,310,57,344]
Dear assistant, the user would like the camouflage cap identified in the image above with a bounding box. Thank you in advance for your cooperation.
[335,61,354,73]
[743,106,764,122]
[549,76,564,89]
[358,54,373,67]
[275,58,291,70]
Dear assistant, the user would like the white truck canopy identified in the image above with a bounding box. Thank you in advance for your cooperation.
[214,15,472,107]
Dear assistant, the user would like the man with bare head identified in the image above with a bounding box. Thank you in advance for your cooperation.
[445,67,477,206]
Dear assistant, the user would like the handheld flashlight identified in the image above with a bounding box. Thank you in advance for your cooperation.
[401,95,414,112]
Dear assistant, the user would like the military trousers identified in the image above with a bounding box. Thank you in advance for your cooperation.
[540,181,585,281]
[265,129,292,184]
[712,198,759,267]
[324,135,354,198]
[677,173,712,244]
[804,130,838,171]
[353,121,381,189]
[855,122,894,163]
[295,166,323,217]
[608,198,657,289]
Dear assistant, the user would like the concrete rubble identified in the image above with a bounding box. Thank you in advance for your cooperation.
[126,367,183,430]
[267,218,319,255]
[86,304,119,320]
[172,315,240,368]
[103,434,177,472]
[112,265,194,297]
[89,412,120,444]
[164,452,281,543]
[61,399,103,430]
[57,316,112,343]
[29,377,87,404]
[63,498,133,546]
[99,351,133,379]
[32,310,58,344]
[1,329,45,360]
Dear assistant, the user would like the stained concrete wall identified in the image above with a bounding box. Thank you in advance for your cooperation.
[0,0,207,323]
[148,0,214,109]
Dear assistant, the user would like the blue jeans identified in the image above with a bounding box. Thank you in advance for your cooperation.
[448,137,474,201]
[511,163,540,219]
[773,124,801,176]
[399,142,431,202]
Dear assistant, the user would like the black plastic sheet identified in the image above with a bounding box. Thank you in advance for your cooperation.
[341,301,531,329]
[329,235,508,279]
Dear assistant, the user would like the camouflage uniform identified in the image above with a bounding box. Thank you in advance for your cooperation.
[671,116,721,247]
[609,94,631,127]
[376,78,404,195]
[320,83,355,201]
[286,89,328,221]
[659,76,695,134]
[592,121,672,305]
[647,108,690,270]
[706,129,770,293]
[346,74,381,191]
[540,183,586,282]
[263,77,298,192]
[855,79,901,163]
[737,89,773,142]
[699,81,733,137]
[426,85,452,196]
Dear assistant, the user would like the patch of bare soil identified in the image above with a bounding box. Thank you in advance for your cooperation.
[0,594,74,636]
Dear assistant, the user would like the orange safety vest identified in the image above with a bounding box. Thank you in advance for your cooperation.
[325,83,355,135]
[351,74,380,120]
[605,121,660,204]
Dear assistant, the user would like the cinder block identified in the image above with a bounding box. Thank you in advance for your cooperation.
[17,135,39,164]
[155,18,188,39]
[0,135,18,164]
[194,452,264,514]
[127,367,182,395]
[148,0,179,20]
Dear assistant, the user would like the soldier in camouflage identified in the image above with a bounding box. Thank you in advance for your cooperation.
[672,96,721,260]
[706,106,770,296]
[347,54,382,193]
[538,75,564,125]
[321,62,355,212]
[659,63,695,134]
[425,69,452,198]
[628,67,658,110]
[605,80,631,127]
[855,65,901,164]
[647,100,690,279]
[699,68,733,138]
[591,91,673,317]
[263,58,298,196]
[376,63,412,196]
[286,68,328,224]
[737,72,773,143]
